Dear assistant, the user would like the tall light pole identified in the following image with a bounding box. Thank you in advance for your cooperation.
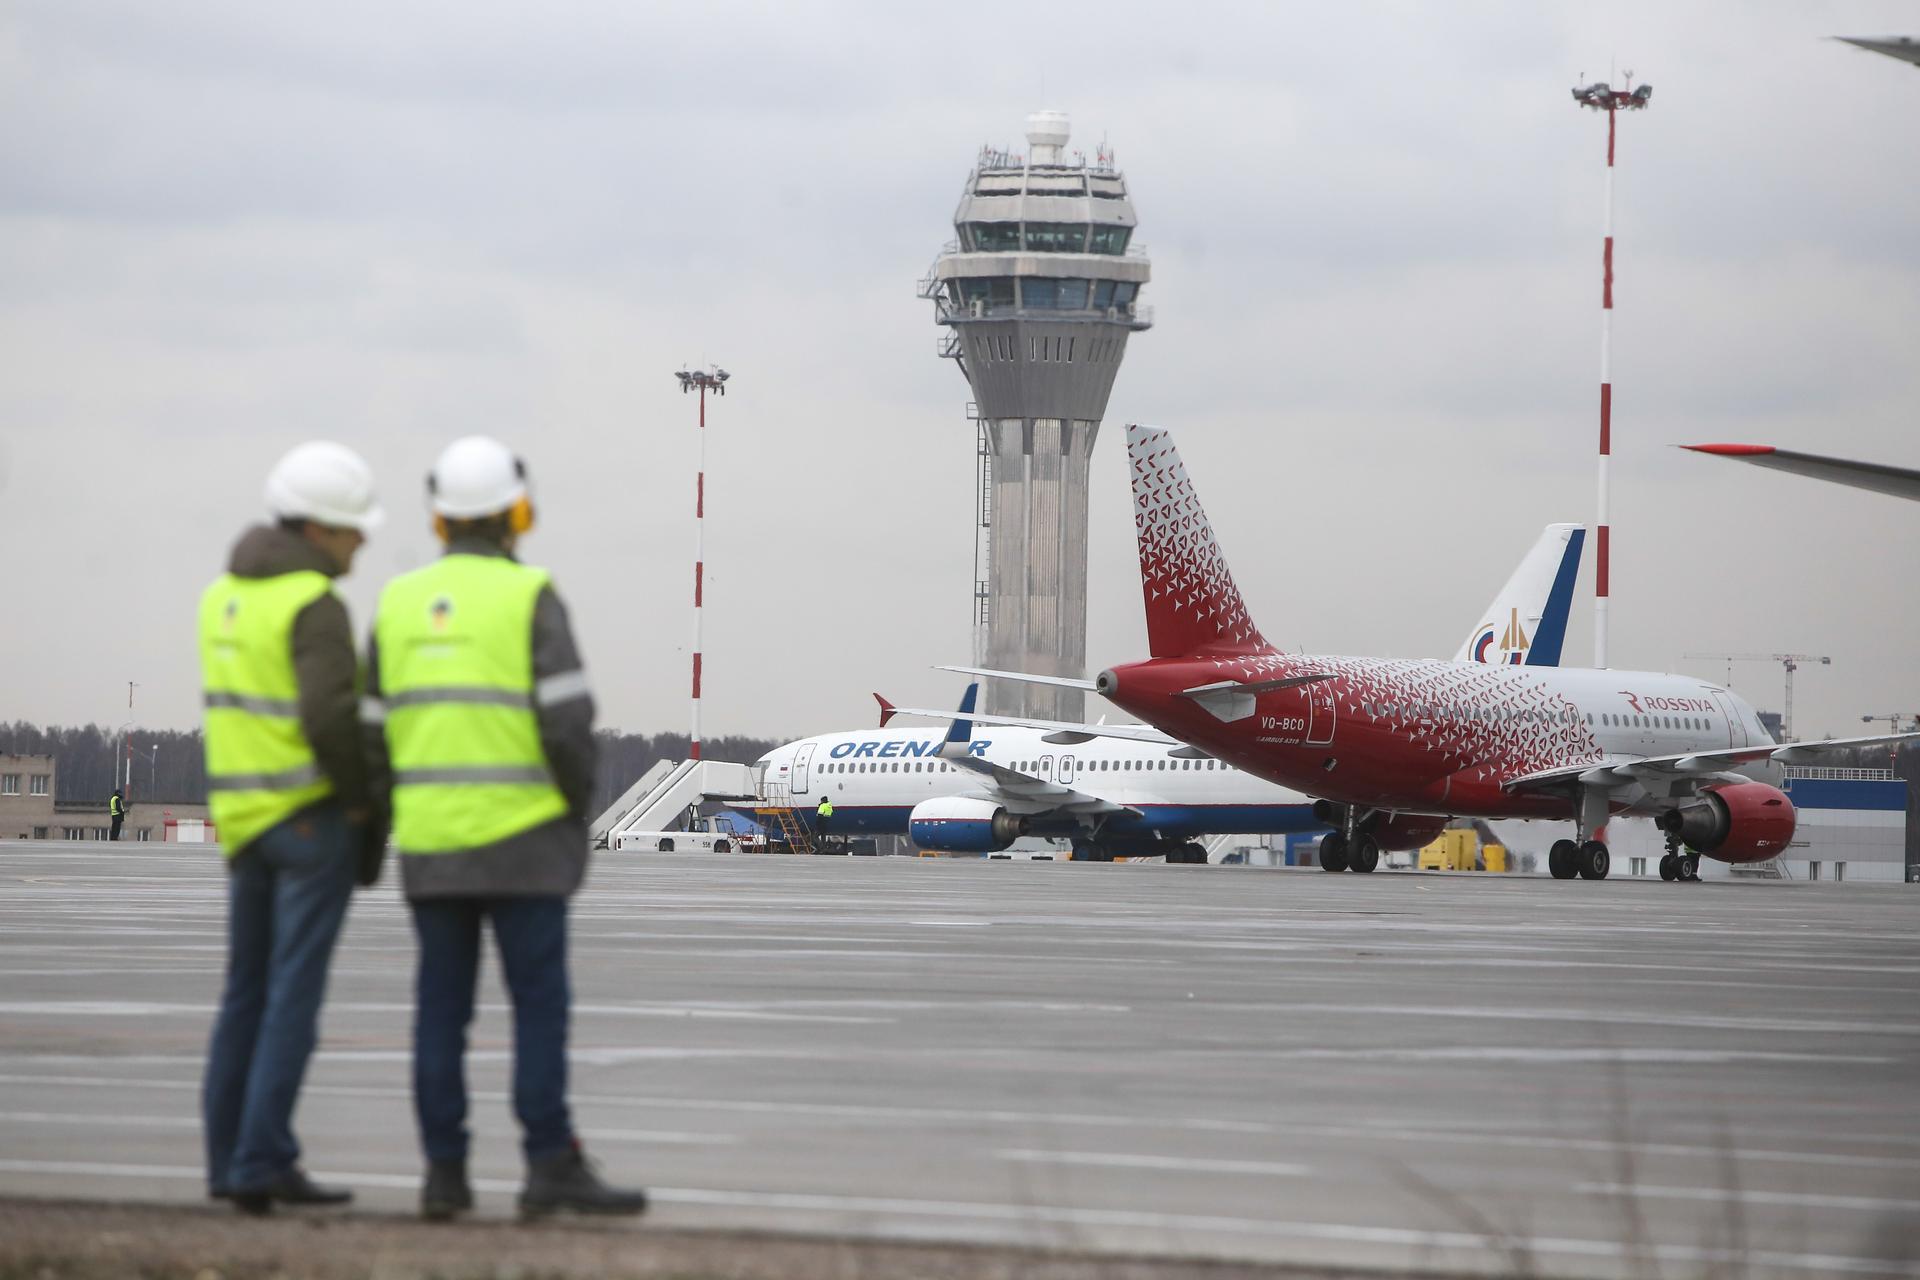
[1572,75,1651,669]
[675,365,731,762]
[149,745,159,794]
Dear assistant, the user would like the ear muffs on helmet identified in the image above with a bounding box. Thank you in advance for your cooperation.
[508,495,535,535]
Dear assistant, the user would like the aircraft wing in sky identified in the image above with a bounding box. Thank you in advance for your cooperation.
[1682,443,1920,503]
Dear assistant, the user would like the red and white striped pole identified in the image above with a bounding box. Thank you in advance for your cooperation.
[1573,77,1650,670]
[676,365,730,762]
[691,381,706,762]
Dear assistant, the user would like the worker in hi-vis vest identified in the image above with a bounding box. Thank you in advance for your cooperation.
[362,436,646,1223]
[108,788,125,841]
[815,796,833,835]
[199,441,385,1216]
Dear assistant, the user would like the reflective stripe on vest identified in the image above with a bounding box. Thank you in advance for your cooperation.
[198,570,338,856]
[375,554,569,855]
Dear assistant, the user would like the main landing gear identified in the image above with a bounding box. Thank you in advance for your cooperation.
[1549,787,1612,880]
[1318,809,1380,875]
[1548,838,1610,881]
[1659,832,1701,882]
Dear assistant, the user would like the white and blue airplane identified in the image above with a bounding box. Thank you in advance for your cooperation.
[753,525,1585,862]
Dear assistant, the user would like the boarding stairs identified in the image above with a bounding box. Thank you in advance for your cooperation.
[755,781,816,856]
[591,759,762,849]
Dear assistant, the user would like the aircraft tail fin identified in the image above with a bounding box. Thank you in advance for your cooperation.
[1454,524,1585,666]
[937,683,979,759]
[1126,423,1269,658]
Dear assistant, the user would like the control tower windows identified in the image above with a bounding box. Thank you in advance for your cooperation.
[1111,281,1139,307]
[1021,278,1089,310]
[958,278,1016,311]
[1088,225,1131,254]
[1024,223,1088,253]
[1092,280,1116,309]
[967,222,1022,252]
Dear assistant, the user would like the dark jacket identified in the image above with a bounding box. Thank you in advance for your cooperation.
[225,524,372,817]
[363,537,597,900]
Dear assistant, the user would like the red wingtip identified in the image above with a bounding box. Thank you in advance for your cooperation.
[873,693,896,729]
[1682,443,1777,457]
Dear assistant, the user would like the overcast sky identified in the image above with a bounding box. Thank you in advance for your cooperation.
[3,1,1916,748]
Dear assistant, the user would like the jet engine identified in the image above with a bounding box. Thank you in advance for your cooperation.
[908,797,1028,853]
[1657,782,1796,862]
[1309,802,1448,852]
[1369,814,1450,852]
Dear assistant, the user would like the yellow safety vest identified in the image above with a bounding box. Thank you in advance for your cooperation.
[109,794,123,816]
[817,800,833,817]
[198,570,337,856]
[375,554,568,855]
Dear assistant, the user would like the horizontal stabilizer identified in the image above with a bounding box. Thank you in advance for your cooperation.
[1176,673,1331,724]
[937,664,1096,691]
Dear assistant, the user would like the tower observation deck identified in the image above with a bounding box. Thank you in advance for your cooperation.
[920,110,1152,721]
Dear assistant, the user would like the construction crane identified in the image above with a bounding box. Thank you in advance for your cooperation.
[1682,652,1832,742]
[1862,713,1919,735]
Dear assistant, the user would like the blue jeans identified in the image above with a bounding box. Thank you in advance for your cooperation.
[409,896,574,1165]
[202,802,356,1193]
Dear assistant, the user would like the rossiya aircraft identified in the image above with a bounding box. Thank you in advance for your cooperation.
[945,423,1918,882]
[752,523,1584,863]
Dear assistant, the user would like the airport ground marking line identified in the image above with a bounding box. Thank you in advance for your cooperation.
[0,1162,1907,1276]
[993,1149,1309,1176]
[5,1075,1917,1172]
[1575,1182,1920,1213]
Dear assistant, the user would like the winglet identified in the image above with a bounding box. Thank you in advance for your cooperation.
[939,683,979,758]
[874,693,896,729]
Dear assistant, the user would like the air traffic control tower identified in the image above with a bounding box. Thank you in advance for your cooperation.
[921,111,1152,721]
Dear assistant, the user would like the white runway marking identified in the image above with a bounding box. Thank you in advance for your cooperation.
[1577,1182,1920,1214]
[995,1149,1310,1177]
[0,1159,1908,1275]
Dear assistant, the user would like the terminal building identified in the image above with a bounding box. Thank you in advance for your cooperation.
[0,753,211,843]
[921,111,1152,721]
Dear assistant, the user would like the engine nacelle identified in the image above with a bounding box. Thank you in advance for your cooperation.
[908,797,1028,853]
[1369,814,1450,852]
[1657,782,1796,862]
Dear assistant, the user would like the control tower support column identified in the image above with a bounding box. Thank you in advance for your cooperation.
[921,111,1152,721]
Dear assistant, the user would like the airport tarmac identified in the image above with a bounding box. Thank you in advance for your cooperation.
[1,843,1917,1279]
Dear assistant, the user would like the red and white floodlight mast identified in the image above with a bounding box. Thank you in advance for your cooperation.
[675,366,730,761]
[1572,75,1650,670]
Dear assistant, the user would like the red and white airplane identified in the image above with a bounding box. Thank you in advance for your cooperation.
[951,424,1916,882]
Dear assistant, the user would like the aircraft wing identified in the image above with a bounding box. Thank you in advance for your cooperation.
[1501,732,1920,795]
[1681,444,1920,503]
[945,752,1136,817]
[916,683,1136,817]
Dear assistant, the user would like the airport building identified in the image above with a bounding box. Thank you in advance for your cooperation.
[921,111,1151,721]
[0,753,210,843]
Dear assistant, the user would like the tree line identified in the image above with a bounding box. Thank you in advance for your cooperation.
[0,720,784,818]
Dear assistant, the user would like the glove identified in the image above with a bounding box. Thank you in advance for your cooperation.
[354,810,390,888]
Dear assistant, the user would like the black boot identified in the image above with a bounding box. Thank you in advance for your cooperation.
[230,1167,353,1215]
[421,1158,474,1222]
[518,1143,647,1220]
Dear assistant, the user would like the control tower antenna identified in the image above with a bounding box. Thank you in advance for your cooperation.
[675,364,730,760]
[1572,72,1651,670]
[917,110,1152,720]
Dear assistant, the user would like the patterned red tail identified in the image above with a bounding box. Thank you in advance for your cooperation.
[1127,423,1269,658]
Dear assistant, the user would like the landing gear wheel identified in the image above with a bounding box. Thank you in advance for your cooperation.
[1548,839,1579,880]
[1679,854,1700,882]
[1319,832,1349,873]
[1659,854,1678,882]
[1348,834,1380,874]
[1180,842,1209,865]
[1577,840,1610,881]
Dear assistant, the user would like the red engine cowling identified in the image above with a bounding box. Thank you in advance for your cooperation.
[1657,782,1796,862]
[1369,814,1450,852]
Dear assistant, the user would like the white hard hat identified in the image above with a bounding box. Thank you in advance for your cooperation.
[428,435,528,518]
[264,442,384,531]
